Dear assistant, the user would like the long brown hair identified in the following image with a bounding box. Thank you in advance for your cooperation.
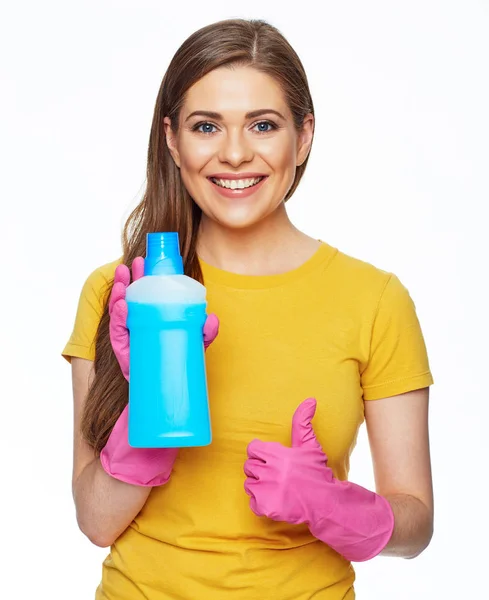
[82,18,315,452]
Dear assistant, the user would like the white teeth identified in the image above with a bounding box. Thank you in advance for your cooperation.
[211,177,264,189]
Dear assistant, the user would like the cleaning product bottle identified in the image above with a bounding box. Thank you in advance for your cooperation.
[125,232,211,448]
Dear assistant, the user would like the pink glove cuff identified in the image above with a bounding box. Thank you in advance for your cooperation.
[308,480,395,562]
[99,405,178,487]
[100,446,175,487]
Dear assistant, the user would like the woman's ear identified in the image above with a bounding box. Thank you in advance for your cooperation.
[296,113,315,167]
[163,116,181,169]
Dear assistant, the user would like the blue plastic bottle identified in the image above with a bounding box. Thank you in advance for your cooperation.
[125,232,212,448]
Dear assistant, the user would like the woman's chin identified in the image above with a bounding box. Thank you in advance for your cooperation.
[206,208,269,230]
[203,198,288,230]
[219,218,268,231]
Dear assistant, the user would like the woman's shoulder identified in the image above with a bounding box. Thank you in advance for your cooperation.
[329,244,418,316]
[326,243,393,289]
[80,256,123,301]
[323,244,416,326]
[88,256,123,282]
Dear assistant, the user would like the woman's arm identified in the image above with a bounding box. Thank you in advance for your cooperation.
[71,357,151,548]
[364,387,434,558]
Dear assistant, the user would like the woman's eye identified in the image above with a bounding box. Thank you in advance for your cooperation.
[195,122,217,134]
[254,120,277,133]
[192,120,278,135]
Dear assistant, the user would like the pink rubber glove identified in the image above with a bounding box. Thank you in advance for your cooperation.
[99,257,219,487]
[244,398,395,562]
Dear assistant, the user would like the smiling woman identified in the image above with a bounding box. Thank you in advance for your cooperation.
[62,17,434,600]
[164,65,313,234]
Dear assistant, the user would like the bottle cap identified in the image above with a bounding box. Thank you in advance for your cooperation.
[144,232,184,275]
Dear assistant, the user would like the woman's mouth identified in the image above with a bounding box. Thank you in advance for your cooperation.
[207,176,268,198]
[210,176,265,189]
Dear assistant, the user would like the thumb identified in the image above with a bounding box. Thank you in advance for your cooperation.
[203,313,219,349]
[291,398,322,449]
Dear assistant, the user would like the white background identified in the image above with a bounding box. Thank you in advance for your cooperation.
[1,1,487,598]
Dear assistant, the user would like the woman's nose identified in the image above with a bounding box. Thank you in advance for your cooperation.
[217,129,254,166]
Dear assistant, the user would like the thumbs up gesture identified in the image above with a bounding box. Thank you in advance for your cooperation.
[244,398,395,562]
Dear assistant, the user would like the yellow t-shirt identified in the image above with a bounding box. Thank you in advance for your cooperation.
[63,241,433,600]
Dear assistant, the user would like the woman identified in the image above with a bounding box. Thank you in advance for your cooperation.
[63,18,434,600]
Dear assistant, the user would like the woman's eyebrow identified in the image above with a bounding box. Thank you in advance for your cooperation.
[184,109,286,122]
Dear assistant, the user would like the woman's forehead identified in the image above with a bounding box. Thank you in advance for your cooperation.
[182,66,288,119]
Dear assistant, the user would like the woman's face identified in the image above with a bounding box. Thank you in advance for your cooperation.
[164,66,314,230]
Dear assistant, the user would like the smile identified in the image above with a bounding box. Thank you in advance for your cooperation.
[207,175,269,198]
[210,176,266,189]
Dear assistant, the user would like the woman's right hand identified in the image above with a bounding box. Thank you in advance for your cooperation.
[109,257,219,379]
[100,257,220,487]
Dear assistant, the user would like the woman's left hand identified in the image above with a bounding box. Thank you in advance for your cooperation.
[243,398,395,562]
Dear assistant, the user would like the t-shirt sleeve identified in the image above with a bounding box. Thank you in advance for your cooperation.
[360,273,434,400]
[62,267,112,363]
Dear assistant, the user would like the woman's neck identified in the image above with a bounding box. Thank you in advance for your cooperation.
[196,204,321,276]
